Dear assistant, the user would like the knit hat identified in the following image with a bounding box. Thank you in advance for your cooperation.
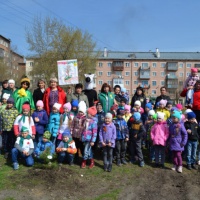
[43,131,51,140]
[22,104,30,111]
[124,105,131,112]
[117,108,125,116]
[62,129,71,138]
[134,100,141,106]
[148,110,155,116]
[145,103,152,110]
[176,104,183,110]
[105,113,113,119]
[71,99,79,107]
[87,106,97,116]
[157,112,165,120]
[191,68,198,73]
[8,79,15,84]
[152,113,158,120]
[78,101,87,114]
[7,97,14,104]
[36,100,44,107]
[21,126,29,133]
[171,107,178,112]
[50,77,58,82]
[63,103,72,111]
[133,112,141,121]
[171,110,181,120]
[159,99,167,107]
[184,109,192,114]
[53,103,62,111]
[156,102,160,107]
[21,77,30,83]
[187,112,196,120]
[2,93,10,100]
[121,87,126,93]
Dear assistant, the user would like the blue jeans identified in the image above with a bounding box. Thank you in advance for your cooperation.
[103,146,113,165]
[11,148,34,166]
[83,142,93,160]
[58,152,74,164]
[186,140,198,165]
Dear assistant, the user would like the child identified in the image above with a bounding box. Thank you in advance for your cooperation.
[11,126,34,170]
[127,112,145,167]
[123,105,131,122]
[0,93,10,114]
[183,68,199,106]
[118,98,126,110]
[121,87,129,104]
[14,104,36,138]
[166,101,173,112]
[169,111,188,173]
[156,99,170,121]
[32,100,48,144]
[47,103,61,145]
[99,113,116,172]
[132,100,144,114]
[142,102,152,124]
[56,131,77,165]
[184,112,200,170]
[57,103,73,144]
[71,101,87,162]
[81,106,98,169]
[113,108,129,166]
[151,112,169,168]
[70,99,79,120]
[1,97,18,158]
[34,131,55,161]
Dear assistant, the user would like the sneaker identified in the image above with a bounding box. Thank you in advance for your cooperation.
[116,160,122,167]
[187,164,192,170]
[107,164,112,172]
[121,159,127,165]
[177,166,182,173]
[69,162,74,166]
[171,165,177,171]
[104,164,108,172]
[197,160,200,166]
[140,161,145,167]
[191,164,198,170]
[129,159,136,164]
[13,162,19,170]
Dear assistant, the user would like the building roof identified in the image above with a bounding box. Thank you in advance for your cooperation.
[0,35,11,43]
[98,51,200,61]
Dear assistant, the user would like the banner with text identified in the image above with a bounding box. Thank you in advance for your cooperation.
[57,59,79,85]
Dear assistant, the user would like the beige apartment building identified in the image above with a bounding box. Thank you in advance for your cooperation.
[95,48,200,102]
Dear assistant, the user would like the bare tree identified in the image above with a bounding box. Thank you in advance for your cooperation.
[0,59,10,81]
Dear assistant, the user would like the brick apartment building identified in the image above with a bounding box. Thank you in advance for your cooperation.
[95,48,200,103]
[0,35,25,86]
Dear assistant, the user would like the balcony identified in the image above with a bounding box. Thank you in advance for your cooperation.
[112,61,124,71]
[167,62,178,71]
[166,74,178,80]
[166,84,177,89]
[139,67,150,79]
[166,79,178,89]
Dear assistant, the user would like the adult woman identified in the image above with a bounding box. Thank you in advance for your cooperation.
[13,76,35,113]
[43,77,66,115]
[130,86,146,109]
[33,79,46,106]
[192,80,200,123]
[98,83,115,113]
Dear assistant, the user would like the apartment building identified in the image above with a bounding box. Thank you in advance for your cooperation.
[0,35,25,86]
[95,48,200,102]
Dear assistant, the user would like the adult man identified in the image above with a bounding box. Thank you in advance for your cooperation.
[155,86,172,107]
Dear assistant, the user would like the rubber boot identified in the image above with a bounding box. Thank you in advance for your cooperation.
[89,159,95,169]
[81,160,86,168]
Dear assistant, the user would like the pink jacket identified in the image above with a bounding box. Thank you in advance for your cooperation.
[150,121,169,146]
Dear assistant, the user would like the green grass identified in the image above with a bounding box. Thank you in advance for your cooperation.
[92,189,120,200]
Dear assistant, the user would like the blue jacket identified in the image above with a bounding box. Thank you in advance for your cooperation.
[32,110,48,134]
[47,112,60,137]
[96,110,105,129]
[113,118,129,140]
[34,140,55,157]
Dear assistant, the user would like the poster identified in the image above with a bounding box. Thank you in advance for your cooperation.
[57,59,79,85]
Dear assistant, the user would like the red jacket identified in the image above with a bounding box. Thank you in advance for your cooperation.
[192,90,200,110]
[43,86,67,115]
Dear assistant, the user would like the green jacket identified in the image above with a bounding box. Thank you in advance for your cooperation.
[67,92,89,108]
[98,92,114,113]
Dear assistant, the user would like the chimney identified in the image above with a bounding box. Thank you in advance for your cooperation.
[156,48,160,58]
[103,47,108,58]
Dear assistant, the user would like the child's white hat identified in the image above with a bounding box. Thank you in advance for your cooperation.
[78,101,87,114]
[2,93,10,100]
[134,100,141,106]
[53,103,62,111]
[105,113,113,119]
[184,109,192,114]
[157,112,165,120]
[148,110,155,116]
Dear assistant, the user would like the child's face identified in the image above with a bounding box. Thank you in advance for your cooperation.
[97,105,102,112]
[117,114,123,119]
[64,108,69,113]
[37,106,43,111]
[159,104,165,109]
[78,111,84,116]
[63,136,69,142]
[105,117,112,124]
[167,105,172,111]
[135,105,140,110]
[87,113,92,118]
[125,110,129,114]
[120,102,125,107]
[23,109,29,115]
[157,117,163,122]
[145,107,150,112]
[189,118,196,123]
[148,115,153,120]
[172,117,179,123]
[2,98,7,104]
[192,72,198,77]
[52,107,58,113]
[72,107,77,112]
[7,103,13,109]
[21,132,29,138]
[43,138,48,142]
[121,92,125,95]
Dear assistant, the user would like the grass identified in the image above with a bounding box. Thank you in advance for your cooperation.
[92,189,121,200]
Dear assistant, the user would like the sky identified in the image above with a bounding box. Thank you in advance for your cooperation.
[1,0,200,57]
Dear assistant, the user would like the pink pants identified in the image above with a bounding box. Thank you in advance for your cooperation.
[172,151,182,166]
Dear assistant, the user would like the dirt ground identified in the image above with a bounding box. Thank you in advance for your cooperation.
[0,160,200,200]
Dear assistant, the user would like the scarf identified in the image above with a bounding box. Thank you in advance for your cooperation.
[18,114,29,123]
[63,138,72,148]
[19,135,31,147]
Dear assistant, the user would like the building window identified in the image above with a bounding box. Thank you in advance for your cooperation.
[98,71,103,76]
[107,62,112,67]
[186,72,190,77]
[134,72,138,76]
[125,71,130,76]
[152,81,157,86]
[179,72,184,77]
[161,81,165,86]
[108,80,112,85]
[125,81,130,85]
[141,63,148,68]
[161,63,166,68]
[113,78,124,85]
[98,62,103,67]
[134,62,138,67]
[115,71,122,76]
[152,63,157,68]
[30,62,34,67]
[152,90,156,95]
[179,81,183,86]
[141,80,148,87]
[179,63,183,68]
[107,72,111,76]
[187,63,191,68]
[161,72,165,77]
[125,62,130,67]
[134,81,138,85]
[98,80,103,85]
[152,72,157,76]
